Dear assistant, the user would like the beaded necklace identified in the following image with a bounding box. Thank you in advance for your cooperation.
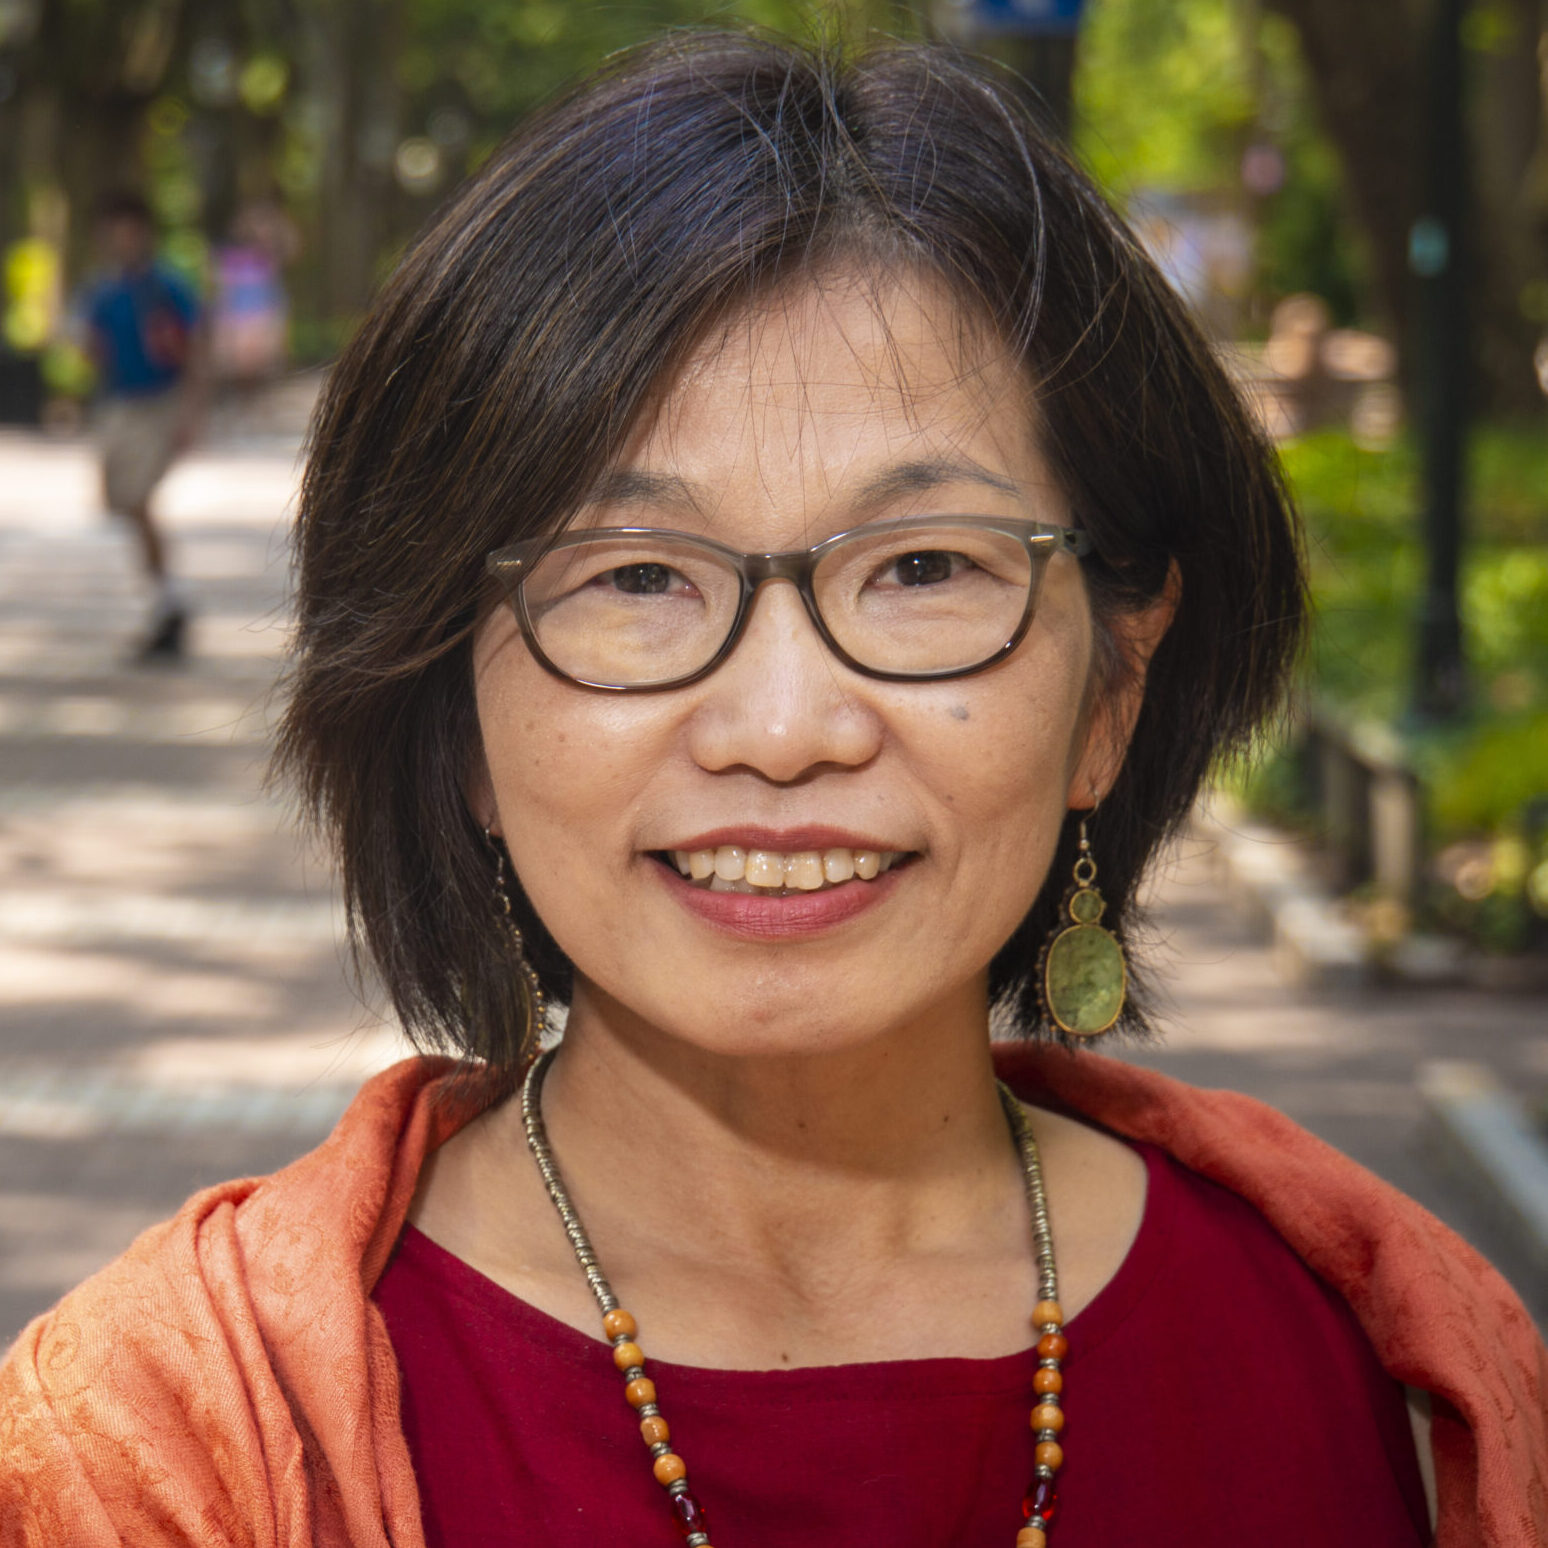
[520,1047,1069,1547]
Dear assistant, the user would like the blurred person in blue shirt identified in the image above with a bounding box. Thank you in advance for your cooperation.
[84,193,205,660]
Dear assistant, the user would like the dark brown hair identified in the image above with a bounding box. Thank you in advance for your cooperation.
[277,30,1305,1069]
[93,191,154,227]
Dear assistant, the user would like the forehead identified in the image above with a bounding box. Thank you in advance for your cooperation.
[597,267,1056,543]
[674,266,1020,411]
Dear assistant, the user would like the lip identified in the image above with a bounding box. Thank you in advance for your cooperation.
[660,826,909,854]
[650,852,909,941]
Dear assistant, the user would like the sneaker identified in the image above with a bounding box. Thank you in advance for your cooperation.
[134,604,188,663]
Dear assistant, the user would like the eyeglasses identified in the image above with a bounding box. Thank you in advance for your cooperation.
[484,515,1093,692]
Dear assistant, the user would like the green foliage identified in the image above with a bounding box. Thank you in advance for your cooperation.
[1250,59,1366,325]
[1282,427,1548,730]
[1073,0,1367,326]
[5,0,921,362]
[39,337,94,396]
[1426,820,1548,955]
[1249,426,1548,951]
[1075,0,1257,195]
[1217,732,1315,830]
[1428,716,1548,837]
[397,0,914,143]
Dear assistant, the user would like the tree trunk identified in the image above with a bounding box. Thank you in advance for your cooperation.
[1261,0,1423,346]
[1468,0,1548,415]
[308,0,403,325]
[1265,0,1547,417]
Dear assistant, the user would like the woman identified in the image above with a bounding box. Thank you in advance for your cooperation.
[3,32,1544,1548]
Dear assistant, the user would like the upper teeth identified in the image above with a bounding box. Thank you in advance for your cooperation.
[670,845,905,892]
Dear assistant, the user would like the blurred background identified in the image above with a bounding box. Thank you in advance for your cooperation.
[1,0,1545,1340]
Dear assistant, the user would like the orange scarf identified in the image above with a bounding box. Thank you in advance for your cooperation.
[2,1049,1544,1545]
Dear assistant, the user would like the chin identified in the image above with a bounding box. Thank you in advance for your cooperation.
[677,1016,890,1063]
[575,963,966,1066]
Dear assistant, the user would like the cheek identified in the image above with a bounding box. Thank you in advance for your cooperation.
[483,696,635,841]
[474,633,677,924]
[478,703,628,979]
[917,608,1093,896]
[952,607,1092,807]
[944,685,1082,847]
[475,630,593,864]
[477,626,610,815]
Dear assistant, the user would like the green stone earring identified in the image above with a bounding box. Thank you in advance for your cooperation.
[1040,817,1127,1037]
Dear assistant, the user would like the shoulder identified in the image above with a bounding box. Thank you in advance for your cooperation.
[0,1182,276,1545]
[82,277,119,319]
[1000,1045,1548,1527]
[0,1059,468,1543]
[1132,1144,1444,1526]
[1138,1138,1385,1332]
[999,1041,1518,1313]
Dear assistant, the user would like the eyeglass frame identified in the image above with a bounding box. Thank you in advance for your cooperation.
[484,514,1095,692]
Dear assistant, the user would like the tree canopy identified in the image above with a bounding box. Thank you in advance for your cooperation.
[1,0,1544,407]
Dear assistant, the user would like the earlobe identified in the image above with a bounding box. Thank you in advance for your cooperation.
[1066,704,1131,811]
[1066,562,1180,809]
[465,745,501,838]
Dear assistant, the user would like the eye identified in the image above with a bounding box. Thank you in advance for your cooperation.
[885,550,968,587]
[599,562,690,596]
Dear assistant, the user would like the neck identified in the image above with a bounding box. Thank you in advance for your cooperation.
[410,971,1146,1369]
[535,976,1015,1272]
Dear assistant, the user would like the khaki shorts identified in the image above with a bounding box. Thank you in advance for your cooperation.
[98,390,184,514]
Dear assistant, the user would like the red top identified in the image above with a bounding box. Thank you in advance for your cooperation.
[375,1140,1429,1547]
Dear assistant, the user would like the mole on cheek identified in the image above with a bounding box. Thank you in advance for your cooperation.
[949,705,970,722]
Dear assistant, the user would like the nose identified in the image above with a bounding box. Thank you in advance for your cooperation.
[685,579,884,782]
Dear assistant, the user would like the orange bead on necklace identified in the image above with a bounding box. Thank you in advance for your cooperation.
[521,1048,1068,1547]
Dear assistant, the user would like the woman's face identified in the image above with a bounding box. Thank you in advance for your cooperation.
[473,271,1131,1057]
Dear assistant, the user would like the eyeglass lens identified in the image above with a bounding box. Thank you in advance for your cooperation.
[516,525,1043,688]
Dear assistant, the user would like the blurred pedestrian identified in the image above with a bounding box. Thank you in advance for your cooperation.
[210,198,298,386]
[83,192,204,661]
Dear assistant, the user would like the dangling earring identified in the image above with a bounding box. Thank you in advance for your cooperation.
[1040,816,1127,1037]
[484,824,548,1044]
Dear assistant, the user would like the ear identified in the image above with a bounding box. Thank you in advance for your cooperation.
[1066,561,1181,809]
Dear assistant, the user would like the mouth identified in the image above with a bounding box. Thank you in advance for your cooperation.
[653,845,914,898]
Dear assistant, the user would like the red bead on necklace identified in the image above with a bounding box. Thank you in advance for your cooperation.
[521,1049,1067,1546]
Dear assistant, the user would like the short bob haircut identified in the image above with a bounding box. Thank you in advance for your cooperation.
[277,30,1304,1073]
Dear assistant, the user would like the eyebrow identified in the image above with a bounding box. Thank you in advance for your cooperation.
[850,457,1023,508]
[584,469,704,512]
[583,456,1024,515]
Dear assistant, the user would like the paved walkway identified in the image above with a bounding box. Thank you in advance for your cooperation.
[0,398,411,1341]
[1136,843,1548,1326]
[1,407,1544,1345]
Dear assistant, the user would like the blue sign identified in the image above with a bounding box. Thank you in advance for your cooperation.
[964,0,1085,35]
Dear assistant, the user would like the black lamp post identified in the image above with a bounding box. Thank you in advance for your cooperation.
[1410,0,1470,722]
